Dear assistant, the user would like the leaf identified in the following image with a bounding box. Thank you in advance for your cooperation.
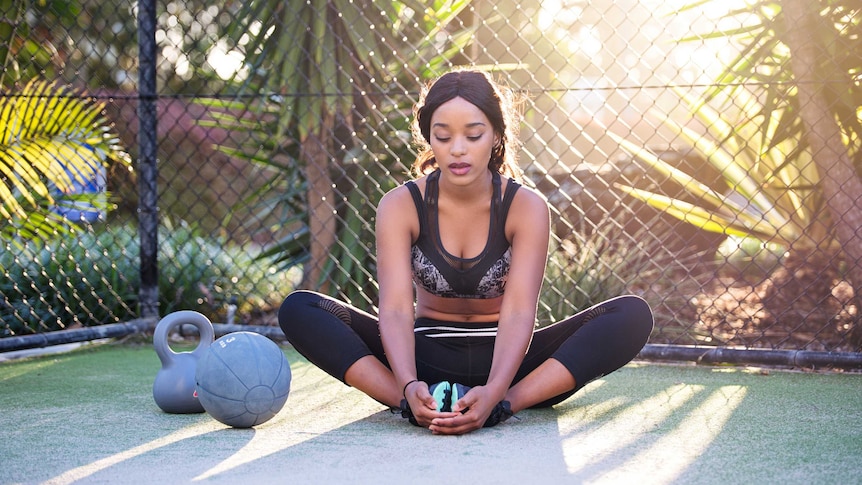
[0,79,129,241]
[616,184,762,239]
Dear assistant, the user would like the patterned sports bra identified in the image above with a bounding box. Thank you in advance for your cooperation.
[406,170,520,299]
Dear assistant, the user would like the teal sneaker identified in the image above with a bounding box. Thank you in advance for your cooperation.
[429,381,453,412]
[399,381,455,426]
[428,381,472,412]
[448,382,471,411]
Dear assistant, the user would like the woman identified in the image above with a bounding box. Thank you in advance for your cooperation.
[278,69,653,435]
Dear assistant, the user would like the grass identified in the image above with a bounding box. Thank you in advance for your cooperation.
[1,340,860,484]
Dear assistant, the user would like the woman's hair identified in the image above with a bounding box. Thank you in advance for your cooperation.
[410,69,523,180]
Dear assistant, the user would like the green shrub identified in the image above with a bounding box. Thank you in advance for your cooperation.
[539,218,658,325]
[0,221,299,336]
[538,216,711,344]
[157,219,300,317]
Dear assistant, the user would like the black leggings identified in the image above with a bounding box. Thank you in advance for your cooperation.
[278,290,653,408]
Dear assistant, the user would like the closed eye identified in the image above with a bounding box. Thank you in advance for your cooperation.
[433,133,485,142]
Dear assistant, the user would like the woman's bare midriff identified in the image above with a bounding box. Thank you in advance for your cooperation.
[414,286,502,322]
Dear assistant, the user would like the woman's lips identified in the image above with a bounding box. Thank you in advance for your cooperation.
[448,163,471,175]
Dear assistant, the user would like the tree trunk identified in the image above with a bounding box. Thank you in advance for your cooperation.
[300,128,336,291]
[782,0,862,346]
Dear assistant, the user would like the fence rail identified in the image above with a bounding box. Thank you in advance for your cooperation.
[1,0,860,367]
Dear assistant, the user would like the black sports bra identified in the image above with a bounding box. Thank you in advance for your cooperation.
[406,170,520,299]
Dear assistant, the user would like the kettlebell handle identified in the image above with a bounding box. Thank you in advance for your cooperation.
[153,311,215,363]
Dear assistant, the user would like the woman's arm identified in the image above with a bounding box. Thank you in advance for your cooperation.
[375,186,420,390]
[375,185,448,424]
[487,187,550,397]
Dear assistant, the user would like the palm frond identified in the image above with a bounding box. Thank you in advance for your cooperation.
[0,79,130,238]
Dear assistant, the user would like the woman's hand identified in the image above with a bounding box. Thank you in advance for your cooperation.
[405,381,459,428]
[428,385,499,435]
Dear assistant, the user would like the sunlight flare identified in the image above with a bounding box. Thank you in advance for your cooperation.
[602,385,747,483]
[43,420,220,485]
[560,383,702,472]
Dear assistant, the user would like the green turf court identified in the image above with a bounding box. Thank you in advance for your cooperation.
[1,341,860,484]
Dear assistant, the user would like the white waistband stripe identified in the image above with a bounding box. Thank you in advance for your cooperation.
[414,326,498,338]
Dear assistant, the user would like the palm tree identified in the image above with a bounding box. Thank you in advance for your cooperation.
[664,0,862,345]
[216,0,475,299]
[0,80,130,244]
[612,84,825,250]
[781,0,862,344]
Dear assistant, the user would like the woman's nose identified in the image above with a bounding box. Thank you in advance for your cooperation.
[451,138,467,156]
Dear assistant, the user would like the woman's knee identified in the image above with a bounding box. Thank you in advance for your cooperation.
[616,294,654,340]
[277,290,319,335]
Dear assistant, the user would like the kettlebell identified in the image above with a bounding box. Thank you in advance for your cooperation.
[152,310,215,413]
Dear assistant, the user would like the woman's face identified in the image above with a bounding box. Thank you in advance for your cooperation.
[428,96,498,186]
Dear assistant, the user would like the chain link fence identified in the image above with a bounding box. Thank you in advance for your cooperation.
[1,0,861,365]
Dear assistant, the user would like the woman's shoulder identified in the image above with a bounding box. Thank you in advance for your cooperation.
[380,176,426,205]
[503,180,550,243]
[505,177,548,210]
[377,177,428,225]
[377,179,423,238]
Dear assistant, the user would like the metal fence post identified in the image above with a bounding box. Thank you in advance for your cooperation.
[137,0,159,319]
